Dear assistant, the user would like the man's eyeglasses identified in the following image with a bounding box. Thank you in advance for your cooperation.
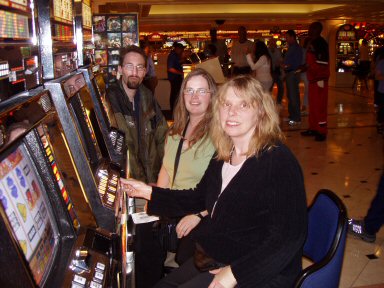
[123,63,146,72]
[183,88,211,96]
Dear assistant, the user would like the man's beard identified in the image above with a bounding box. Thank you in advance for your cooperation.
[126,76,141,89]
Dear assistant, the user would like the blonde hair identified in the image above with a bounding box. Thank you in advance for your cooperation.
[211,75,284,161]
[169,68,218,147]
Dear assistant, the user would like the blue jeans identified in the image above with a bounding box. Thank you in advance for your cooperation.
[364,173,384,235]
[285,71,301,122]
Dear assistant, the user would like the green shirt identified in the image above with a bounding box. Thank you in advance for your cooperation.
[163,134,215,189]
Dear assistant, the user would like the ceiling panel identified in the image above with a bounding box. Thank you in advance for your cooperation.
[92,0,384,33]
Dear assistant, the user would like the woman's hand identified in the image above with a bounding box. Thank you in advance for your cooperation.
[176,214,201,238]
[119,178,153,200]
[208,266,237,288]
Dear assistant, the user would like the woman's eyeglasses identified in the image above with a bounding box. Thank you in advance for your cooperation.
[183,88,210,96]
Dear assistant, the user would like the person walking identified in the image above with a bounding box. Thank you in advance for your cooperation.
[283,30,303,126]
[168,42,185,114]
[268,39,284,106]
[230,26,255,76]
[246,40,273,92]
[300,22,330,141]
[348,173,384,242]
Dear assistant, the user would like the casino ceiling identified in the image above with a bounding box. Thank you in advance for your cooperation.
[91,0,384,33]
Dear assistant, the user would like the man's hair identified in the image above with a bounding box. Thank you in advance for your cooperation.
[119,45,147,67]
[286,30,296,39]
[170,68,218,148]
[309,21,323,36]
[211,75,284,161]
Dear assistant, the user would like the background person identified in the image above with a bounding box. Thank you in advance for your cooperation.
[268,39,284,106]
[230,26,255,76]
[283,30,303,126]
[348,173,384,243]
[300,22,330,142]
[141,42,158,95]
[246,40,273,92]
[122,75,307,288]
[168,42,185,114]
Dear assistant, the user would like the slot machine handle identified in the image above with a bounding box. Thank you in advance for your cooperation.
[70,247,90,272]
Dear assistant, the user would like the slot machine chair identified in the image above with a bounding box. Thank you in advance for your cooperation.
[294,189,347,288]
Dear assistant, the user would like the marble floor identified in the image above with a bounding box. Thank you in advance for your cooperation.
[278,82,384,288]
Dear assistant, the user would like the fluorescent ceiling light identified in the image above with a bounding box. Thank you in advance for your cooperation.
[149,4,344,15]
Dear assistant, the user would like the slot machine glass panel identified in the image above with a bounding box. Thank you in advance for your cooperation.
[0,130,64,287]
[62,73,119,210]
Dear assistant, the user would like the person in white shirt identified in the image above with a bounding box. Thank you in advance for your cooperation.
[231,26,255,76]
[246,40,273,92]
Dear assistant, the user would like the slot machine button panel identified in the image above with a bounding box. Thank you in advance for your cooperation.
[93,270,104,282]
[90,281,103,288]
[95,262,105,271]
[73,274,87,286]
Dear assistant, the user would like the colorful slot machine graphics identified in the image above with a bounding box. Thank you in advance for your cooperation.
[0,145,55,285]
[37,125,79,229]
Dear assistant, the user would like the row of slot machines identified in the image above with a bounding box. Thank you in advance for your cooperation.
[0,66,134,287]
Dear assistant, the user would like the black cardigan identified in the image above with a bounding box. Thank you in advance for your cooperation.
[148,143,307,287]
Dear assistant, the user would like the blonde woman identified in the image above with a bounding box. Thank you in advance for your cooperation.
[124,75,307,288]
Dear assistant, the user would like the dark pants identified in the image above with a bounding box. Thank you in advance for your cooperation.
[153,257,213,288]
[135,222,166,288]
[169,78,183,114]
[285,71,301,122]
[365,174,384,235]
[134,222,196,288]
[272,67,284,104]
[376,91,384,125]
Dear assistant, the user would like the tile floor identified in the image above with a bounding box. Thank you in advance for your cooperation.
[278,82,383,288]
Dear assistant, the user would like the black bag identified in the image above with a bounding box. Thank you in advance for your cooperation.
[152,218,179,253]
[193,243,225,272]
[152,122,189,253]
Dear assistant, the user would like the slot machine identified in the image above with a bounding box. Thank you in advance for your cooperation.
[74,0,94,67]
[79,66,126,167]
[0,0,41,100]
[35,0,78,81]
[0,88,123,287]
[44,72,124,232]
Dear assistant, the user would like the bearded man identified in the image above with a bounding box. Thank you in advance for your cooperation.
[107,45,168,183]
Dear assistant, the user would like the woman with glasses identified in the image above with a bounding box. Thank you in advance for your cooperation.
[123,75,307,288]
[138,68,217,288]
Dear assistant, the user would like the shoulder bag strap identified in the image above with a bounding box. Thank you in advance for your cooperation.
[172,120,189,187]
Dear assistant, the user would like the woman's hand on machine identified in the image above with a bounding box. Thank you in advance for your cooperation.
[119,178,152,200]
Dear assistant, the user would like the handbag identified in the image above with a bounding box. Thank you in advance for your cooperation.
[153,122,189,253]
[152,217,179,252]
[194,243,225,272]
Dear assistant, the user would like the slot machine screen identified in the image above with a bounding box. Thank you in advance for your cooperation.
[93,73,113,128]
[64,74,105,169]
[0,143,59,286]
